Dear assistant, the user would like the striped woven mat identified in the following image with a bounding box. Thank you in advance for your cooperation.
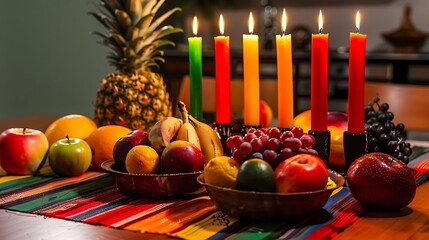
[1,150,428,240]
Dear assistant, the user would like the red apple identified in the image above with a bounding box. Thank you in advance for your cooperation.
[260,100,273,128]
[274,154,328,193]
[49,137,92,177]
[160,140,204,174]
[113,129,149,169]
[294,110,348,169]
[347,152,416,210]
[0,128,49,175]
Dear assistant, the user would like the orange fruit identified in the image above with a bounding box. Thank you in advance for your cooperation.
[236,158,276,192]
[204,156,240,189]
[45,114,98,146]
[86,125,132,170]
[125,145,159,174]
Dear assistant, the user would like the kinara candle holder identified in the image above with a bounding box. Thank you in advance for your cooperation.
[241,125,262,135]
[214,123,233,156]
[343,131,368,173]
[308,130,331,165]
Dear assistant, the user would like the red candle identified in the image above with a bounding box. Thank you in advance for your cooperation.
[311,10,328,132]
[348,11,367,133]
[214,14,231,124]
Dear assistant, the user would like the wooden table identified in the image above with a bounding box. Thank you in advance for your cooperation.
[336,183,429,239]
[1,182,428,239]
[1,117,428,239]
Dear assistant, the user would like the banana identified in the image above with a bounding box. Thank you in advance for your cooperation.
[149,117,183,153]
[189,113,224,164]
[177,101,201,149]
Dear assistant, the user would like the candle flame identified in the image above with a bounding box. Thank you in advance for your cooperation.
[219,14,225,35]
[356,11,361,32]
[248,12,254,34]
[192,16,198,36]
[318,10,323,33]
[281,8,287,35]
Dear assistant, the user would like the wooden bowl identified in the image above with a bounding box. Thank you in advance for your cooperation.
[101,160,205,198]
[197,169,345,221]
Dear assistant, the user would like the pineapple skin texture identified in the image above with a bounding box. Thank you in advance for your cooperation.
[94,72,172,131]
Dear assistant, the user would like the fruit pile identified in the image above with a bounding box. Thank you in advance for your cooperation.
[226,127,318,169]
[203,127,333,194]
[364,96,412,163]
[113,101,224,174]
[0,103,224,178]
[204,154,333,194]
[0,115,104,177]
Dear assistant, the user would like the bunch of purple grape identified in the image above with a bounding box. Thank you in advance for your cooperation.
[226,127,318,168]
[365,96,412,163]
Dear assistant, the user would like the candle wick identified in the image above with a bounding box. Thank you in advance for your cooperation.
[319,28,323,34]
[356,27,360,33]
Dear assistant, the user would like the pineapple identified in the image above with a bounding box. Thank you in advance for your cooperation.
[90,0,182,130]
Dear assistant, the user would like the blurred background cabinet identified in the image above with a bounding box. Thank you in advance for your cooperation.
[162,50,429,117]
[2,0,429,121]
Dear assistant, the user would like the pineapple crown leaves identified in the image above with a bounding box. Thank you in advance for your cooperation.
[90,0,183,74]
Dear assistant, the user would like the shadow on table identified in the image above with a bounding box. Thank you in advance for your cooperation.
[360,206,413,218]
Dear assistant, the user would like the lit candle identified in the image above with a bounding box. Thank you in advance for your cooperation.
[276,8,294,129]
[214,14,231,124]
[243,12,260,126]
[348,11,366,133]
[311,10,328,132]
[188,16,203,120]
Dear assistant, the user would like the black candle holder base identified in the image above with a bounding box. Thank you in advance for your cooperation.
[241,125,261,135]
[278,127,292,132]
[343,131,367,173]
[213,123,233,156]
[308,130,331,165]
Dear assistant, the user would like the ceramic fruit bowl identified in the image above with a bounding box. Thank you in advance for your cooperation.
[197,169,345,221]
[101,160,205,198]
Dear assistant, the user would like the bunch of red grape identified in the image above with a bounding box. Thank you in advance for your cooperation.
[226,127,318,168]
[365,96,412,163]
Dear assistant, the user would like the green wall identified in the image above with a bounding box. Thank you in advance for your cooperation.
[0,0,111,120]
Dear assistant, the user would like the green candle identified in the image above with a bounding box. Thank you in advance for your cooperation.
[188,16,203,120]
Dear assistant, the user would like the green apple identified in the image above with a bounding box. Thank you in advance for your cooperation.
[49,137,92,177]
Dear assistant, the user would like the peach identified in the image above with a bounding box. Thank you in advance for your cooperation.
[294,110,348,169]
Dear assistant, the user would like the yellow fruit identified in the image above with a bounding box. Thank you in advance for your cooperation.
[45,114,98,146]
[125,145,159,174]
[204,156,240,189]
[86,125,132,170]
